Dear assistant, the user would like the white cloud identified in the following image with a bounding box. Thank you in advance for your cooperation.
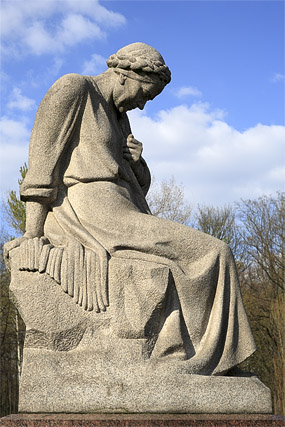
[129,104,285,206]
[81,53,107,75]
[23,21,54,55]
[1,0,126,56]
[22,16,105,55]
[63,0,125,27]
[8,88,36,111]
[0,117,30,197]
[272,73,285,82]
[58,14,104,46]
[175,86,202,98]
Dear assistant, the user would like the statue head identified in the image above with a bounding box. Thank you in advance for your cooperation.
[107,42,171,86]
[107,42,171,112]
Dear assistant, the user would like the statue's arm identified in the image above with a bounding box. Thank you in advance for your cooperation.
[3,201,48,264]
[21,73,89,205]
[24,201,48,239]
[4,74,89,262]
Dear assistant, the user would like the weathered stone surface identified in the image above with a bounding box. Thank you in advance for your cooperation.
[19,346,272,413]
[8,248,272,414]
[4,42,272,414]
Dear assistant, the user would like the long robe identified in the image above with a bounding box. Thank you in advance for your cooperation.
[21,73,256,375]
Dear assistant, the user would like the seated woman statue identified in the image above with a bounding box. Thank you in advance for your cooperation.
[5,42,256,376]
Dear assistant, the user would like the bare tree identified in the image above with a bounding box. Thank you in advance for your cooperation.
[147,177,192,225]
[237,192,284,293]
[193,204,245,275]
[237,192,284,414]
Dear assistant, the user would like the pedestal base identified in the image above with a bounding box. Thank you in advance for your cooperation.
[19,348,272,414]
[1,413,284,427]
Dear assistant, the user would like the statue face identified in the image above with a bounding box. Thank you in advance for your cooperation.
[113,74,163,113]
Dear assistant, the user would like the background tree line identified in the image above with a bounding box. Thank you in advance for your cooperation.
[0,170,284,416]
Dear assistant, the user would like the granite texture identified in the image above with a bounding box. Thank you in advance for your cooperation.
[1,414,284,427]
[10,252,272,414]
[18,344,272,413]
[4,42,271,414]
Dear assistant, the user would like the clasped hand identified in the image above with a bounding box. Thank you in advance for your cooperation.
[123,134,142,163]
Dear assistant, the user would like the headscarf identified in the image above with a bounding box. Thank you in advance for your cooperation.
[107,42,171,85]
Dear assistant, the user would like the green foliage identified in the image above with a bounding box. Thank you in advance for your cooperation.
[5,163,27,236]
[0,238,24,417]
[0,165,27,416]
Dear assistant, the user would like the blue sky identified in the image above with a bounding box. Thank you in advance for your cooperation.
[0,0,284,209]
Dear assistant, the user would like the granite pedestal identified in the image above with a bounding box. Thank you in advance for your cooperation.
[1,413,284,427]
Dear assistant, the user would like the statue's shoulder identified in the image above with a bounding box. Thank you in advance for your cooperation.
[55,73,89,86]
[47,73,90,100]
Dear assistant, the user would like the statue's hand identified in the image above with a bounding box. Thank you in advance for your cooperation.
[4,236,28,267]
[123,134,143,163]
[4,233,48,268]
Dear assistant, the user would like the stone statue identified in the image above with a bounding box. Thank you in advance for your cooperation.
[4,43,271,413]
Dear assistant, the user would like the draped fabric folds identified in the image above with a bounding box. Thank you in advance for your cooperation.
[19,73,256,375]
[18,190,109,313]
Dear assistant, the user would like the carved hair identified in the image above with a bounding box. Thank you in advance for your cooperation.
[107,42,171,85]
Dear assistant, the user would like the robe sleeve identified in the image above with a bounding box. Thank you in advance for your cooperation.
[21,74,89,204]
